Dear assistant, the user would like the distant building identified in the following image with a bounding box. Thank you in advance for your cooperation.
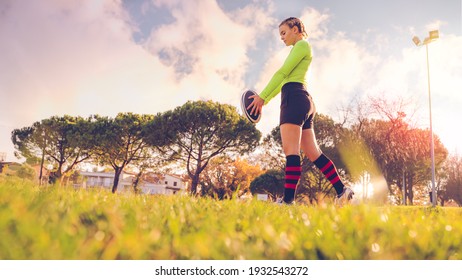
[0,152,14,174]
[76,171,188,194]
[136,173,187,195]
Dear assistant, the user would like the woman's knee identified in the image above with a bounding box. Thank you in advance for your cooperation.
[280,124,301,156]
[282,140,301,155]
[283,147,300,156]
[304,148,322,162]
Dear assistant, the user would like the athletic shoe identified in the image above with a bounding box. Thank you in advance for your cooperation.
[275,197,295,205]
[335,187,354,206]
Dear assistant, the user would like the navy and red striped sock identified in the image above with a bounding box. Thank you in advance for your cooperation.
[283,155,301,203]
[313,153,344,196]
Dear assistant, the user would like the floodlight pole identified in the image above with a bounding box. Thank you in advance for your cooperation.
[425,43,437,207]
[413,30,438,207]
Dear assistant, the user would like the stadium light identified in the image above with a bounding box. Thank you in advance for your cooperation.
[412,30,439,207]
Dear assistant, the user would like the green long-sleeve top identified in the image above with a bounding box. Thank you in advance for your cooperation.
[259,39,312,104]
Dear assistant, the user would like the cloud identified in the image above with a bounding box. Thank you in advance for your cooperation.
[0,0,173,161]
[415,34,462,153]
[300,7,330,40]
[0,0,275,161]
[144,0,275,105]
[425,20,448,31]
[310,33,380,109]
[0,0,176,120]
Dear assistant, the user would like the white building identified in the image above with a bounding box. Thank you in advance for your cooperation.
[139,173,186,195]
[77,171,187,194]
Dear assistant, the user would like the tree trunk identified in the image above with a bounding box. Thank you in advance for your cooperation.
[112,168,122,193]
[39,147,45,185]
[49,168,62,184]
[133,171,143,193]
[190,174,199,195]
[408,175,414,205]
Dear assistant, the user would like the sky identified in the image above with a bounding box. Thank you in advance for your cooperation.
[1,0,461,163]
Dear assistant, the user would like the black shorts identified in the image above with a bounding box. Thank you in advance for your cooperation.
[280,82,316,130]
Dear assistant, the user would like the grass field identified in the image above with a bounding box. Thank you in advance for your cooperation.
[1,176,461,260]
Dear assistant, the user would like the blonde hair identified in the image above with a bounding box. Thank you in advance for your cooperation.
[279,17,308,38]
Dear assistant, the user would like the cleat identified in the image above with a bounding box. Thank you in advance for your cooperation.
[335,187,354,206]
[275,197,295,205]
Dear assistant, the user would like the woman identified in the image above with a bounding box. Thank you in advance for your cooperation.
[248,17,354,205]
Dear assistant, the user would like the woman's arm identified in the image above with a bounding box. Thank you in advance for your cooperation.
[259,40,310,104]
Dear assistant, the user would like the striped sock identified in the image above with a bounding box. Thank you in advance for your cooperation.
[284,155,301,203]
[313,153,344,196]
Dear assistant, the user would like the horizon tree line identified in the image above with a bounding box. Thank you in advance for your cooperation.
[11,98,459,205]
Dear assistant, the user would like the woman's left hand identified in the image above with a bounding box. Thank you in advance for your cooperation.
[247,94,264,116]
